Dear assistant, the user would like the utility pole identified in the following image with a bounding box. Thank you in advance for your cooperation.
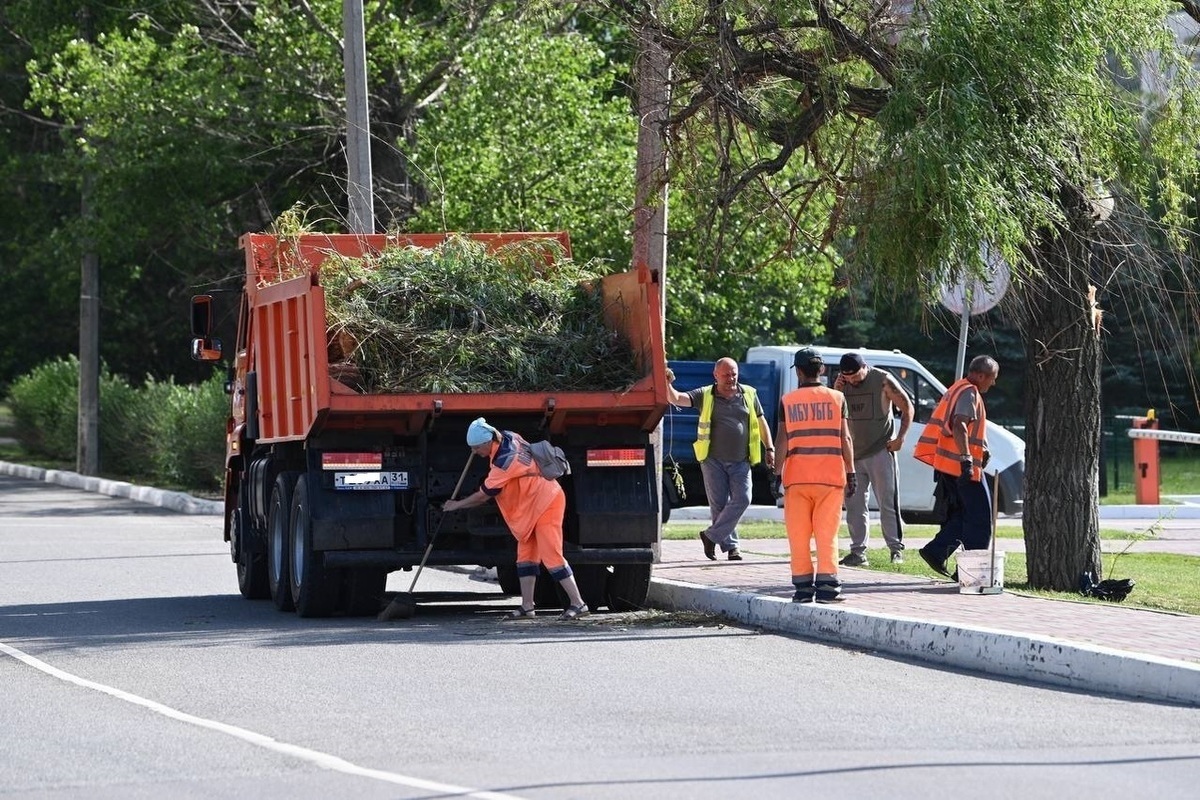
[77,6,99,476]
[343,0,374,233]
[632,25,670,528]
[632,33,669,302]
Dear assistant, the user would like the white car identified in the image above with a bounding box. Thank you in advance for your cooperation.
[745,345,1025,521]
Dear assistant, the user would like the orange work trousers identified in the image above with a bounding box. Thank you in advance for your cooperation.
[513,491,568,570]
[783,483,842,579]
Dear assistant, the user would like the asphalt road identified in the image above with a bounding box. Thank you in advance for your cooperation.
[3,476,1199,799]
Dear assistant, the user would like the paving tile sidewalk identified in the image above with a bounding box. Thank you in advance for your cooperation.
[656,538,1200,665]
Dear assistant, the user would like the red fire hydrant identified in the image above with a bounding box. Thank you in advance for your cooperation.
[1132,411,1160,505]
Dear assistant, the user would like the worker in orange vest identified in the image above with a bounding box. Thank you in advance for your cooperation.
[912,355,1000,577]
[774,347,856,603]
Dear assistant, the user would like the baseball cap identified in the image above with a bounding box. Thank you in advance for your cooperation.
[793,347,823,368]
[839,353,866,373]
[466,417,498,446]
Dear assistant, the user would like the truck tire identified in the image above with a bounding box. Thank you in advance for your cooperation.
[495,565,520,596]
[573,564,609,611]
[340,568,388,616]
[289,475,341,618]
[233,495,269,600]
[267,472,298,612]
[607,564,652,611]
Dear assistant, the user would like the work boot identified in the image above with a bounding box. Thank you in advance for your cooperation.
[792,581,815,603]
[918,546,949,577]
[814,578,845,604]
[700,531,717,561]
[727,548,743,561]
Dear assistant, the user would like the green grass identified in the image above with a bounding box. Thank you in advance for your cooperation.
[665,521,1200,616]
[1102,451,1200,504]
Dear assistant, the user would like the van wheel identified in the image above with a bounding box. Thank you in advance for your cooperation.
[289,475,341,618]
[267,473,298,612]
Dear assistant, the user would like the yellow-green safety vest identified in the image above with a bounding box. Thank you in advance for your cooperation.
[693,385,763,465]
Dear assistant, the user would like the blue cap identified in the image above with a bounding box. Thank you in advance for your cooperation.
[466,417,498,446]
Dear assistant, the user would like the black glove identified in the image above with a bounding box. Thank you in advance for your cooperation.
[844,473,857,499]
[981,449,991,469]
[959,458,973,480]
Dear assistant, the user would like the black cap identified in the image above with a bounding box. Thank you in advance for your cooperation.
[839,353,866,373]
[793,347,823,368]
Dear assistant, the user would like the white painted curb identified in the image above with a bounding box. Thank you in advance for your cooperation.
[648,577,1200,707]
[0,460,223,516]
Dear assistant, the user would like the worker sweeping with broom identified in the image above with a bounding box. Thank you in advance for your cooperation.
[442,417,589,620]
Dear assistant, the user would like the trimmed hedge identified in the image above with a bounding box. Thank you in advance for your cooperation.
[5,356,227,492]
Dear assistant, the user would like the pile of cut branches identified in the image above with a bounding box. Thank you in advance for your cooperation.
[320,235,640,393]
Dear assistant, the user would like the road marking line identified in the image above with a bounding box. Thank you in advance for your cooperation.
[0,640,524,799]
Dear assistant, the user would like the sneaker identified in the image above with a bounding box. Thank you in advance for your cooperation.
[838,552,867,567]
[890,550,904,564]
[727,548,743,561]
[918,546,949,577]
[700,531,717,561]
[791,588,815,603]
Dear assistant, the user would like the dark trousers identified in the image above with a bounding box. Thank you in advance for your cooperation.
[925,471,992,560]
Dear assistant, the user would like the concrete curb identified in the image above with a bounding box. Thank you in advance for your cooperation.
[0,460,223,516]
[647,577,1200,707]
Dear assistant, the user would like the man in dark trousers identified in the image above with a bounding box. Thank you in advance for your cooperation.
[913,355,1000,577]
[667,357,775,561]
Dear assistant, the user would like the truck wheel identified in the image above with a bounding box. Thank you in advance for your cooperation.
[233,499,269,600]
[289,475,341,618]
[534,570,566,608]
[341,568,388,616]
[267,472,298,612]
[607,564,652,611]
[573,565,609,611]
[496,565,520,596]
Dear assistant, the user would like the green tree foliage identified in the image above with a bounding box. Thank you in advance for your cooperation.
[407,18,637,262]
[2,1,643,388]
[608,0,1200,590]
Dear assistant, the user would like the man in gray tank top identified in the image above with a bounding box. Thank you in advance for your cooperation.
[833,353,914,565]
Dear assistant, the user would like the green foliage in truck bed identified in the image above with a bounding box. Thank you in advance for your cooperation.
[321,235,641,393]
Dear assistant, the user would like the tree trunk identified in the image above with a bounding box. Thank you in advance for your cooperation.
[1018,227,1103,591]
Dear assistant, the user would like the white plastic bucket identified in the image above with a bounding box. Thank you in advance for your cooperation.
[956,549,1005,594]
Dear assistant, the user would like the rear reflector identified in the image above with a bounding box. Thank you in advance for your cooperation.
[322,452,382,470]
[586,448,646,467]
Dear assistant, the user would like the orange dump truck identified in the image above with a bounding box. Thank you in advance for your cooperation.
[190,231,670,617]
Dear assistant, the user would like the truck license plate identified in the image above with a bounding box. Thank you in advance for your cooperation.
[334,471,409,490]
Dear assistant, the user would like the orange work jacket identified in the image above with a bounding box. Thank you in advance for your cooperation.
[779,384,846,488]
[913,378,987,482]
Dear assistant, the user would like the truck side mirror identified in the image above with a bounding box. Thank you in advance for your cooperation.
[191,295,213,337]
[191,337,223,362]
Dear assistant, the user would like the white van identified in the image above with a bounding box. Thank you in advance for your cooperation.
[744,345,1024,521]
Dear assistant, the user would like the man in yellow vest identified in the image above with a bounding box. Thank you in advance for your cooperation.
[775,347,856,603]
[912,355,1000,577]
[667,357,775,560]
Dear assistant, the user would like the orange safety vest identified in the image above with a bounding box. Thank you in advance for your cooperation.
[913,378,988,482]
[779,385,846,488]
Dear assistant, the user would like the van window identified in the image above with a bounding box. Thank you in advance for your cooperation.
[881,367,942,423]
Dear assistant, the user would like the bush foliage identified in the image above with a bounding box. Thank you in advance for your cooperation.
[5,356,226,492]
